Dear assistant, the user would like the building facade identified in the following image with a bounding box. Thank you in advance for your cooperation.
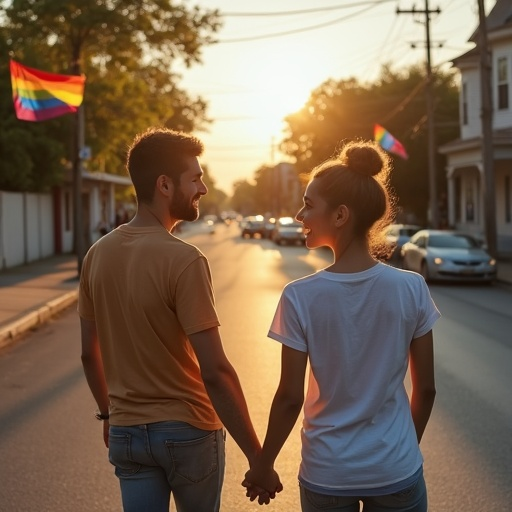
[439,0,512,255]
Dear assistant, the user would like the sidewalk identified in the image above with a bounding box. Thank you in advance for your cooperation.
[0,252,511,351]
[0,254,79,349]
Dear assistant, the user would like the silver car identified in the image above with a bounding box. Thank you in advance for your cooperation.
[272,216,306,246]
[401,230,497,283]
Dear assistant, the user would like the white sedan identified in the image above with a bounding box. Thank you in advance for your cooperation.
[401,230,497,283]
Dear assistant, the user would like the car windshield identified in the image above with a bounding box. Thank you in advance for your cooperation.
[283,222,302,227]
[429,234,479,249]
[400,227,420,237]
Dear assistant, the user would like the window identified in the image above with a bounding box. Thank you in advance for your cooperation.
[497,56,509,110]
[64,191,71,231]
[454,176,461,222]
[462,82,468,124]
[465,181,475,222]
[506,175,511,223]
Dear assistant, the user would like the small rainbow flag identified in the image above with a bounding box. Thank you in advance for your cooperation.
[10,59,85,122]
[374,124,408,160]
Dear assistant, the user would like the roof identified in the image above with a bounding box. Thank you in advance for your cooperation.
[438,127,512,154]
[469,0,512,42]
[450,0,512,67]
[62,168,133,187]
[82,171,132,186]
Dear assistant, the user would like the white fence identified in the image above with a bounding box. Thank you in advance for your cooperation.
[0,191,55,270]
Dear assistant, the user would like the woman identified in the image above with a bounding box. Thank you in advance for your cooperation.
[244,140,440,511]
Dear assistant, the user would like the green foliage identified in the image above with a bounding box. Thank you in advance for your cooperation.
[229,64,460,223]
[278,64,460,224]
[231,180,257,216]
[196,164,229,216]
[0,0,222,191]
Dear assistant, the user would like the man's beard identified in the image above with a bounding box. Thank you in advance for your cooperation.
[169,187,200,222]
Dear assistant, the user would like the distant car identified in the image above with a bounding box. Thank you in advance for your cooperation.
[263,217,276,239]
[385,224,422,263]
[240,215,267,238]
[401,230,497,283]
[272,217,306,246]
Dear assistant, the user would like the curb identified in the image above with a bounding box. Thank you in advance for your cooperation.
[0,290,78,350]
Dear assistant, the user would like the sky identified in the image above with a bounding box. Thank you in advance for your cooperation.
[177,0,494,195]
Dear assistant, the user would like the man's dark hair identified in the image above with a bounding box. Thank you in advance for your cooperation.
[127,127,204,204]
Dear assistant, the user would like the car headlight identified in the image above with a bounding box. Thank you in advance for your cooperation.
[433,257,443,265]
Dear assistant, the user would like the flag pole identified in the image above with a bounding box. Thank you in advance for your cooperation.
[70,50,85,276]
[72,105,85,276]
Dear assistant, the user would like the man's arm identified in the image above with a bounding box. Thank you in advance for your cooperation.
[80,317,110,447]
[409,330,436,443]
[188,327,266,470]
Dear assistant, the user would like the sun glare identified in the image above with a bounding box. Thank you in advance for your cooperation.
[247,43,317,135]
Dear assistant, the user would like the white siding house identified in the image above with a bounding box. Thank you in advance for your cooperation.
[0,171,133,271]
[439,0,512,255]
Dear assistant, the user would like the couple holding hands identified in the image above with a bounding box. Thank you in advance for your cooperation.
[80,127,439,512]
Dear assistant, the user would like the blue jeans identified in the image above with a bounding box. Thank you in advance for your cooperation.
[108,421,225,512]
[299,474,428,512]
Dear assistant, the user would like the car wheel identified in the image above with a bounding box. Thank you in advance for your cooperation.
[420,261,430,282]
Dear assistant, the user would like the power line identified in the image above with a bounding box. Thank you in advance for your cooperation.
[397,1,441,229]
[221,0,396,17]
[218,3,380,43]
[380,78,427,125]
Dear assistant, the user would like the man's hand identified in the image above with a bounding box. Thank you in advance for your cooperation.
[242,467,283,505]
[102,420,109,448]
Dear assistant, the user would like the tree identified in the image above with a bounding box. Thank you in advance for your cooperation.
[0,27,68,191]
[280,64,460,224]
[231,179,257,216]
[1,0,222,189]
[197,164,228,216]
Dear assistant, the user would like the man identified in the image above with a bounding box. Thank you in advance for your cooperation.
[79,127,280,511]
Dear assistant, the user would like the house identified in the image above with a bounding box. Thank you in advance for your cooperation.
[0,171,133,270]
[54,169,134,254]
[439,0,512,256]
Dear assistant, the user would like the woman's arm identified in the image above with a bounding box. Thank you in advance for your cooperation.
[409,330,436,443]
[243,344,308,496]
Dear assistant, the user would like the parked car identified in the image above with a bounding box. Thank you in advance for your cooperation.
[401,230,497,283]
[240,215,267,238]
[263,217,276,239]
[385,223,422,263]
[272,217,306,246]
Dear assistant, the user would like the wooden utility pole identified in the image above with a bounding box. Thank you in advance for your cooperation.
[71,52,85,276]
[478,0,497,257]
[397,0,440,228]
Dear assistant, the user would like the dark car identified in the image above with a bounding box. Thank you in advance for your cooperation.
[272,217,306,246]
[240,216,267,238]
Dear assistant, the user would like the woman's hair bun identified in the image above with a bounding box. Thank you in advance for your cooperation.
[342,141,384,177]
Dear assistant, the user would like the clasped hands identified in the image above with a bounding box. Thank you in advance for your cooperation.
[242,463,283,506]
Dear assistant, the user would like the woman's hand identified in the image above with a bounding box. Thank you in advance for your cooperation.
[242,466,283,505]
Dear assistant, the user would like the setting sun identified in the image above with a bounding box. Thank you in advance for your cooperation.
[244,41,320,135]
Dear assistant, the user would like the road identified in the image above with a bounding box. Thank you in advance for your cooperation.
[0,221,511,512]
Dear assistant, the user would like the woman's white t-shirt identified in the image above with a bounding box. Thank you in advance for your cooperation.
[268,262,440,492]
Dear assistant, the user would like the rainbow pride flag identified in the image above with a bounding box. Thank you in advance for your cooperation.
[10,59,85,122]
[374,124,408,160]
